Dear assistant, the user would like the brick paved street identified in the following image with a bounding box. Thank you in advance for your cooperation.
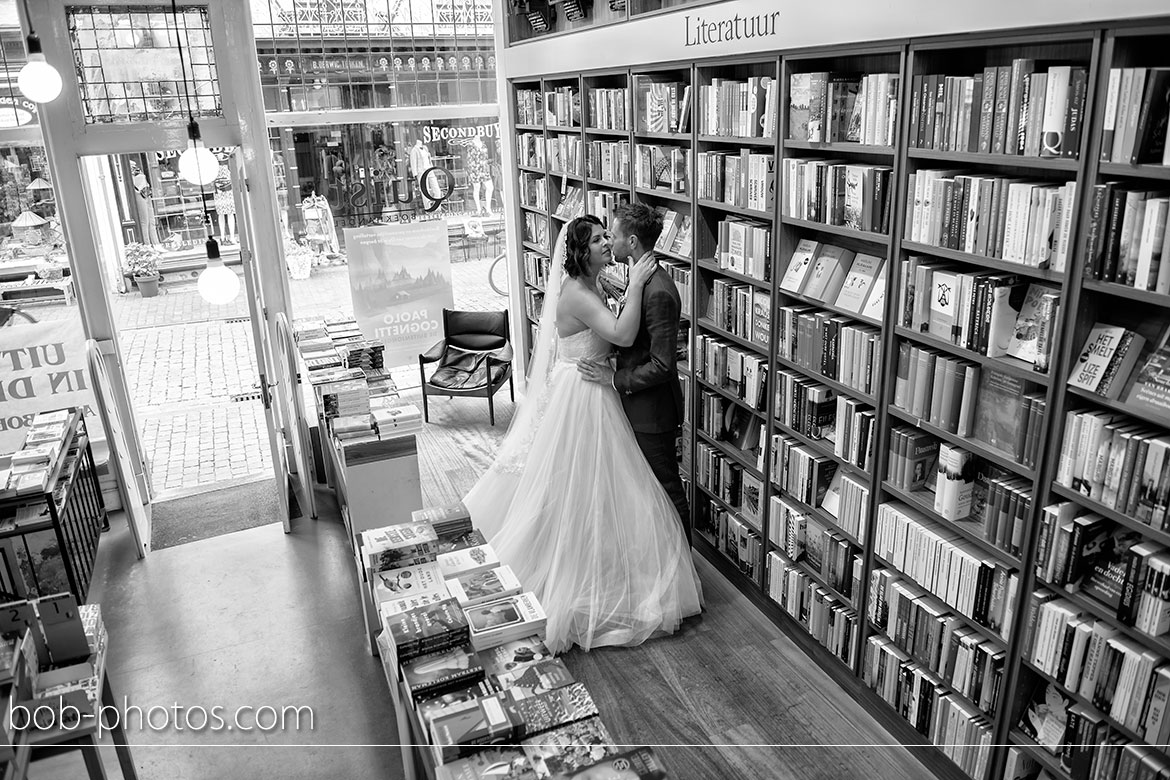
[26,251,510,499]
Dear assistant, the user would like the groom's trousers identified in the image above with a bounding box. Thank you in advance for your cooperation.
[634,428,691,546]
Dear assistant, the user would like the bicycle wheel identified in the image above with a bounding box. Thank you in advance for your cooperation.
[488,252,509,296]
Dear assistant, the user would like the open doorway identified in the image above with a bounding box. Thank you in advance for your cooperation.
[82,150,273,507]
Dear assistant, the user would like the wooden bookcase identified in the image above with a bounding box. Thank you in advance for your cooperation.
[502,19,1170,780]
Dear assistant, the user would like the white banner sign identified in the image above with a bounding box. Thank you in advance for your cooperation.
[344,221,455,367]
[0,317,106,454]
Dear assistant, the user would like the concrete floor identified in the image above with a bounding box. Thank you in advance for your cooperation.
[31,493,403,780]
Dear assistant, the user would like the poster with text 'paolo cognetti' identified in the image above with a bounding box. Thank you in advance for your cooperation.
[345,221,454,368]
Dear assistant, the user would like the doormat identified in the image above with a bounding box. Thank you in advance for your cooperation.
[150,477,299,550]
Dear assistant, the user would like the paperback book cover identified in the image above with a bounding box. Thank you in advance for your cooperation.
[431,694,524,764]
[435,748,538,780]
[384,598,470,662]
[1017,680,1070,755]
[1006,284,1054,365]
[401,644,486,703]
[1078,524,1144,610]
[371,562,449,605]
[505,682,599,739]
[361,522,438,571]
[972,369,1027,456]
[412,502,474,537]
[437,530,489,555]
[1067,324,1134,396]
[481,637,574,695]
[779,239,820,293]
[446,566,524,609]
[417,680,498,729]
[554,747,668,779]
[1126,330,1170,424]
[520,717,618,779]
[437,544,501,579]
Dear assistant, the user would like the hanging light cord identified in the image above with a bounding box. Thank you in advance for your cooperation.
[170,0,218,256]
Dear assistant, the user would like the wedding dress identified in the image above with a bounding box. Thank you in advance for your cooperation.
[464,227,703,655]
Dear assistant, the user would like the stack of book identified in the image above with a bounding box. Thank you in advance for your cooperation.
[0,409,74,498]
[781,159,893,234]
[371,404,422,439]
[342,340,385,371]
[910,62,1089,158]
[789,71,901,146]
[362,506,664,778]
[904,171,1078,271]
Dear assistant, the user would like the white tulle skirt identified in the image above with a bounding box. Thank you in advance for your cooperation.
[464,362,703,654]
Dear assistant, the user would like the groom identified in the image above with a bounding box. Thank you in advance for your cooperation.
[578,203,690,544]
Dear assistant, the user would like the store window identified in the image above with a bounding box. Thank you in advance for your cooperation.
[506,0,717,44]
[67,5,222,124]
[252,0,497,112]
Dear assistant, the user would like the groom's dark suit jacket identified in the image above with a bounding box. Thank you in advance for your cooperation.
[613,261,684,434]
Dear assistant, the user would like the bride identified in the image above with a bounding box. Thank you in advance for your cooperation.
[464,215,703,654]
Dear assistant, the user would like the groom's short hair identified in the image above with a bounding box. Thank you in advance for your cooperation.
[614,202,663,251]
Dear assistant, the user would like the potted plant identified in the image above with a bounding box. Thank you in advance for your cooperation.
[284,236,313,281]
[125,242,162,298]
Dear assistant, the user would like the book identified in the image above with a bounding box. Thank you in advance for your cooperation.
[435,748,538,780]
[1017,680,1070,754]
[779,239,820,293]
[383,598,470,664]
[520,717,618,778]
[437,545,502,579]
[1068,324,1146,398]
[1126,329,1170,423]
[972,369,1027,456]
[400,644,486,704]
[431,695,524,764]
[551,748,667,778]
[834,254,884,314]
[446,566,524,609]
[370,562,449,605]
[802,245,855,302]
[361,522,438,572]
[416,680,499,730]
[860,261,887,321]
[466,592,548,651]
[504,682,599,739]
[480,637,572,694]
[1006,284,1055,365]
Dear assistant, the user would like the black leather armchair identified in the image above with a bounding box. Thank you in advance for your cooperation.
[419,309,515,425]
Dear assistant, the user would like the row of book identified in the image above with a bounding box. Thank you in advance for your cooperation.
[874,502,1020,639]
[694,150,776,212]
[1101,68,1170,166]
[767,550,861,667]
[520,172,547,211]
[868,569,1006,718]
[909,63,1088,159]
[711,217,770,280]
[779,240,887,320]
[1026,590,1170,739]
[771,434,837,509]
[637,78,690,135]
[905,171,1078,271]
[546,135,583,176]
[1018,675,1163,780]
[771,369,836,442]
[553,185,586,220]
[822,470,870,544]
[862,632,994,779]
[586,87,630,131]
[516,132,544,168]
[768,496,861,599]
[662,261,692,317]
[544,86,581,127]
[1055,406,1170,525]
[702,277,770,346]
[789,71,900,147]
[523,287,543,323]
[781,159,893,235]
[635,144,689,194]
[775,305,884,398]
[900,258,1061,373]
[654,207,693,260]
[695,335,769,411]
[516,89,543,126]
[366,507,665,778]
[699,392,762,458]
[1083,185,1170,292]
[695,441,744,511]
[523,212,549,251]
[586,140,631,184]
[707,497,764,580]
[585,189,629,227]
[696,75,777,139]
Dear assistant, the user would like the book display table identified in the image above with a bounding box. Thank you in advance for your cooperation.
[293,320,425,654]
[0,410,107,602]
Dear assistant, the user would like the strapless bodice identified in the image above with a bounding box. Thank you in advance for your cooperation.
[557,329,611,363]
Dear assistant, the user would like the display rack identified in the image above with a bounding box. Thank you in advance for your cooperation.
[504,17,1170,780]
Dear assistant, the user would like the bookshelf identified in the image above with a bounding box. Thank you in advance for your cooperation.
[503,18,1170,779]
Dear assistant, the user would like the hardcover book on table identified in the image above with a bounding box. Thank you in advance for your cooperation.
[437,544,502,579]
[520,717,618,779]
[384,598,470,663]
[400,644,486,704]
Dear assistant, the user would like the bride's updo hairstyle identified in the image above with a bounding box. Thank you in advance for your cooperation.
[562,214,604,279]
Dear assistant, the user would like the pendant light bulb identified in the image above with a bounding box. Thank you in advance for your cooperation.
[178,119,219,186]
[18,35,61,104]
[197,238,239,305]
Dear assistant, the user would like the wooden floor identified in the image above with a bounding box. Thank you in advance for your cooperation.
[408,389,939,780]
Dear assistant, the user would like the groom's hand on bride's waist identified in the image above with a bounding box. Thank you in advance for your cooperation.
[577,358,616,388]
